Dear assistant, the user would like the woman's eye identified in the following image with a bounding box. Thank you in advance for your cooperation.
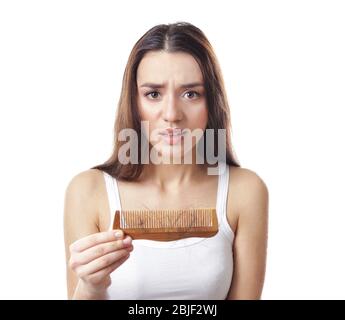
[184,91,200,99]
[144,90,200,100]
[145,91,160,99]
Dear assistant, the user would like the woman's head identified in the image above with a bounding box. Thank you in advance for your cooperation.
[93,22,239,180]
[137,50,208,162]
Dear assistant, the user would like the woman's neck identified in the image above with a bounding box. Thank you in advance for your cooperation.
[140,163,208,190]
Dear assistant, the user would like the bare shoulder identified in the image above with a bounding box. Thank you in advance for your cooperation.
[64,169,106,232]
[229,167,268,199]
[65,169,104,195]
[227,166,269,232]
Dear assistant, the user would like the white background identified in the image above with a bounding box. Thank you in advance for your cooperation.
[0,0,344,299]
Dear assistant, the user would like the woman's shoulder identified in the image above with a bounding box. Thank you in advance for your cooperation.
[64,169,109,230]
[65,169,105,196]
[64,169,107,218]
[227,166,269,224]
[228,166,268,192]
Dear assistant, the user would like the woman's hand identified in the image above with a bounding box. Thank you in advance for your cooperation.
[69,229,133,298]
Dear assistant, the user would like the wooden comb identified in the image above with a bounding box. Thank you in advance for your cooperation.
[113,208,218,241]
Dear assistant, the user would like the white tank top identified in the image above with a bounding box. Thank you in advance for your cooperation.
[102,164,234,299]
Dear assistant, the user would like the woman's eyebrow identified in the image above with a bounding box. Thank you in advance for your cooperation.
[139,82,204,89]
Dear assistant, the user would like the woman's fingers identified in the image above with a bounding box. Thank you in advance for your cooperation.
[70,230,124,253]
[75,248,132,279]
[84,254,130,286]
[68,230,134,293]
[72,236,133,267]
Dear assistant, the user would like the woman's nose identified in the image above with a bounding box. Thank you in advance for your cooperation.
[162,94,182,122]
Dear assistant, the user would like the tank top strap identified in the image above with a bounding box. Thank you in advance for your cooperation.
[102,171,122,230]
[216,162,230,227]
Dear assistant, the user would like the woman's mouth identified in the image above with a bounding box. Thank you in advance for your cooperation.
[159,128,186,145]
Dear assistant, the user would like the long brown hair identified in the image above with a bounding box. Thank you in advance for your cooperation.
[92,21,240,180]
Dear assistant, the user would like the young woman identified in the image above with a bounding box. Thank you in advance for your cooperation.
[64,22,269,300]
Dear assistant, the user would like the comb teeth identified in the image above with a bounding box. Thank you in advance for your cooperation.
[113,208,218,241]
[121,208,213,228]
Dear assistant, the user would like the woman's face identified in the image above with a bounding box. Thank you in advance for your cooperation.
[136,51,208,162]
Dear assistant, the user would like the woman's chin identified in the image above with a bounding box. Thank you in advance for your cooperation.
[149,143,195,164]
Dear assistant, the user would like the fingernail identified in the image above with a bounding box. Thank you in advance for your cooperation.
[123,237,132,245]
[114,231,123,239]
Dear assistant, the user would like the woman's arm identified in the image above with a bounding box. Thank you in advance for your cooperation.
[227,168,269,300]
[64,170,133,300]
[63,170,101,299]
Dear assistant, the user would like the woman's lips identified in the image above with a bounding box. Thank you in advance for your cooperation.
[159,128,186,145]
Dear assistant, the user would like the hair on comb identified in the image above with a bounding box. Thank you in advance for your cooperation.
[113,208,218,241]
